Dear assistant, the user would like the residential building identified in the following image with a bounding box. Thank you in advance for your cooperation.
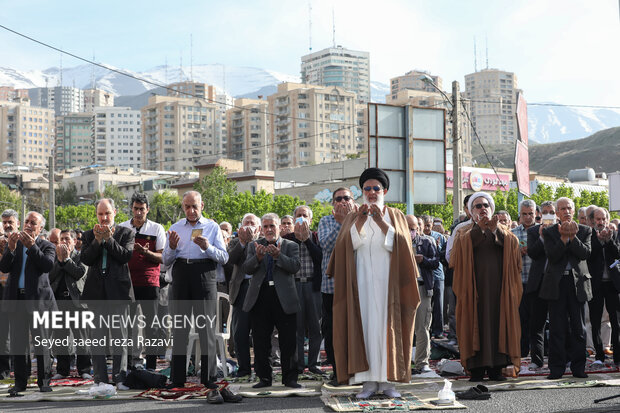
[465,69,521,146]
[141,95,218,171]
[389,70,443,99]
[0,86,29,102]
[0,99,55,169]
[215,93,234,157]
[167,81,217,101]
[226,98,270,171]
[94,106,141,169]
[55,113,95,170]
[267,82,363,170]
[84,88,114,112]
[301,46,370,103]
[29,86,85,116]
[387,89,473,165]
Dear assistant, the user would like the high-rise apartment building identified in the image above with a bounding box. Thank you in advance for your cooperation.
[167,81,217,101]
[267,83,363,170]
[465,69,520,146]
[0,99,55,168]
[94,107,141,169]
[29,86,85,116]
[389,70,443,100]
[386,89,473,165]
[84,88,114,112]
[55,113,95,170]
[215,93,234,158]
[226,98,270,171]
[301,46,370,103]
[141,95,218,171]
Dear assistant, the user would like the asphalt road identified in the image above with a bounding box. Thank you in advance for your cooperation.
[3,386,620,413]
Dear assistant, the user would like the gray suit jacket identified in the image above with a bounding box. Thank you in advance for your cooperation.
[227,237,252,306]
[49,249,87,307]
[539,223,592,302]
[241,237,301,314]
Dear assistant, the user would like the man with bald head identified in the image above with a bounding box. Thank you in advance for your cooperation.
[48,228,61,246]
[81,198,135,387]
[1,211,56,395]
[451,192,522,381]
[163,191,235,403]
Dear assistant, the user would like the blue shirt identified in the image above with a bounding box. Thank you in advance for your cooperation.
[318,214,341,294]
[427,230,446,281]
[163,216,229,266]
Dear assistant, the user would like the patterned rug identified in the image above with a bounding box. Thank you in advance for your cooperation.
[322,392,466,411]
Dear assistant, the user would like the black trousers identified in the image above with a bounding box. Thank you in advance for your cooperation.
[90,304,129,384]
[548,275,587,376]
[519,284,531,357]
[321,292,336,378]
[231,279,252,376]
[589,281,620,363]
[0,285,11,376]
[170,261,218,388]
[128,285,160,370]
[528,292,549,367]
[53,298,92,376]
[250,283,297,385]
[9,296,52,389]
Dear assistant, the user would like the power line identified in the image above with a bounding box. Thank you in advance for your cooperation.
[0,24,359,128]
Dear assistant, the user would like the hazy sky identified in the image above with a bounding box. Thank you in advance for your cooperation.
[1,0,619,106]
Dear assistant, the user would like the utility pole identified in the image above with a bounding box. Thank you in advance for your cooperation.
[452,81,463,223]
[49,156,55,229]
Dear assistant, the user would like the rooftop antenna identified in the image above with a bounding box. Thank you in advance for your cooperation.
[59,50,63,87]
[179,52,183,83]
[474,36,478,72]
[91,52,96,89]
[222,64,226,95]
[485,35,489,69]
[332,6,336,47]
[308,1,312,51]
[165,56,168,85]
[190,34,194,82]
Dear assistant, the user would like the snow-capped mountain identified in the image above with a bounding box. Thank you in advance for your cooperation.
[1,64,619,144]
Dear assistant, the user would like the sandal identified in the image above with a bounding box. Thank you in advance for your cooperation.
[456,384,491,400]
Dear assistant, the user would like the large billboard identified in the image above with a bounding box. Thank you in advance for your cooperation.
[514,92,530,196]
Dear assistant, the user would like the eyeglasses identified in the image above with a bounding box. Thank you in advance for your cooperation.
[473,203,490,209]
[334,195,352,202]
[363,186,382,192]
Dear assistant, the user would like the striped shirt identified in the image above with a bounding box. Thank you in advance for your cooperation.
[511,224,532,284]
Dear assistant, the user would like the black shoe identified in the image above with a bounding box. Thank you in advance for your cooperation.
[40,386,53,393]
[488,375,507,382]
[220,387,242,402]
[469,376,485,382]
[206,389,224,404]
[308,366,324,375]
[547,372,563,380]
[327,379,340,387]
[166,382,185,389]
[284,381,302,389]
[252,379,272,389]
[8,386,26,397]
[573,372,588,379]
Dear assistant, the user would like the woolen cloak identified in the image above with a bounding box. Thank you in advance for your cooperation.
[327,207,420,384]
[450,222,522,369]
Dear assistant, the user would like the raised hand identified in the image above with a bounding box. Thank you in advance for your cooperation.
[168,230,180,250]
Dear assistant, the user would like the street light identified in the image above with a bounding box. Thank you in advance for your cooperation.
[419,75,464,223]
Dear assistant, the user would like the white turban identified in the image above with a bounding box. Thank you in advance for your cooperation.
[468,192,495,215]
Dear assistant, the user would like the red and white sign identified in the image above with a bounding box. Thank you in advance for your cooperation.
[516,92,528,146]
[515,140,530,196]
[446,168,511,191]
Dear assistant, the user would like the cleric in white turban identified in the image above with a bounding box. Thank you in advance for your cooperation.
[450,191,522,381]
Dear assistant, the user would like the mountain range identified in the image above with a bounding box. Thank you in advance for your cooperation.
[1,63,619,144]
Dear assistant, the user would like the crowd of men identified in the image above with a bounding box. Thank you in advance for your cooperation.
[1,168,619,402]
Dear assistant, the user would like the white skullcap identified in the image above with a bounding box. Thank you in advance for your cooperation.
[468,192,495,215]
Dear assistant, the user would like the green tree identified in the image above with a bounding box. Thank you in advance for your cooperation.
[0,183,21,212]
[55,182,78,206]
[194,167,238,219]
[50,204,129,231]
[149,190,182,230]
[94,184,128,213]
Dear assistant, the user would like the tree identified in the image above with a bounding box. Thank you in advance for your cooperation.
[94,184,128,213]
[149,190,183,230]
[56,182,78,206]
[194,167,238,219]
[0,183,21,212]
[50,204,129,231]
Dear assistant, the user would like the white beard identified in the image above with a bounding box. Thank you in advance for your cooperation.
[364,191,385,210]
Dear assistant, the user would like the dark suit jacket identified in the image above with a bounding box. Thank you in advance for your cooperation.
[227,237,253,306]
[283,231,323,291]
[241,237,301,314]
[80,225,135,301]
[0,238,56,312]
[49,249,87,307]
[411,234,438,292]
[586,230,620,294]
[539,223,592,302]
[525,224,547,294]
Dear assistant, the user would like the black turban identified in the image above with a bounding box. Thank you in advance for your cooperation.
[359,167,390,190]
